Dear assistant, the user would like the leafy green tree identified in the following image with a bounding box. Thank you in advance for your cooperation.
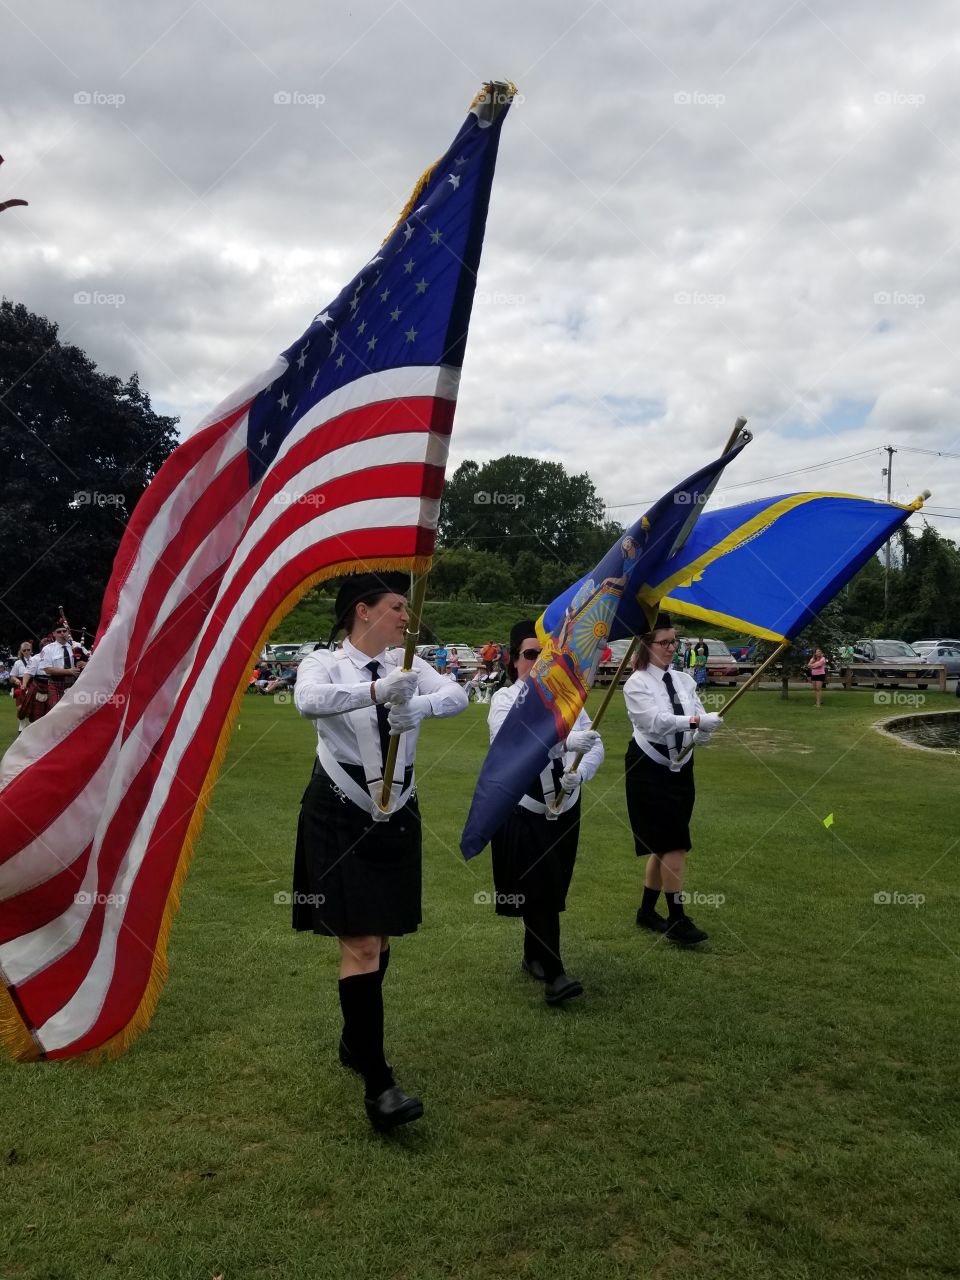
[0,300,179,641]
[438,454,607,561]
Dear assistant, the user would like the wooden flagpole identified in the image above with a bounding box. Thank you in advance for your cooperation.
[378,567,431,811]
[550,416,751,805]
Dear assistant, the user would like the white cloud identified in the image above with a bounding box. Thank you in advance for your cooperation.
[2,0,958,536]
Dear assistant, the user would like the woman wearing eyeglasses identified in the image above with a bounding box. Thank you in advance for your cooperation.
[488,620,604,1005]
[623,612,723,946]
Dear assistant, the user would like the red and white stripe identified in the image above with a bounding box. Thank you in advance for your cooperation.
[0,363,458,1059]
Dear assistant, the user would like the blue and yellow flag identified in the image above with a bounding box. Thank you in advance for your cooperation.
[460,437,750,859]
[641,491,920,641]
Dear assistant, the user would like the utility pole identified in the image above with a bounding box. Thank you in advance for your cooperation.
[882,445,896,625]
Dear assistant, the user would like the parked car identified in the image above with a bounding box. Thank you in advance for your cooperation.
[852,639,921,663]
[912,638,960,660]
[596,637,634,683]
[294,641,325,662]
[678,637,740,685]
[264,643,302,664]
[916,642,960,677]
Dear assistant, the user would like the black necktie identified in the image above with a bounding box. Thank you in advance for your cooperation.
[365,660,391,767]
[662,671,685,755]
[62,645,73,669]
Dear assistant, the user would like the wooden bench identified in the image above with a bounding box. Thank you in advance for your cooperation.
[839,663,946,691]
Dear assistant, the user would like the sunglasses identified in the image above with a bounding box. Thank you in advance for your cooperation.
[519,647,542,661]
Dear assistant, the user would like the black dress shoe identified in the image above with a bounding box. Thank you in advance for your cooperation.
[365,1085,424,1132]
[635,908,669,933]
[338,1038,392,1075]
[664,916,709,946]
[544,972,584,1005]
[521,956,546,981]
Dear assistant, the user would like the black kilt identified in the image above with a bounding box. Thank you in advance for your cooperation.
[490,799,581,917]
[624,738,695,856]
[292,761,421,937]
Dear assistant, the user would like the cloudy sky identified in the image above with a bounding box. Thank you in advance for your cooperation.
[4,0,960,535]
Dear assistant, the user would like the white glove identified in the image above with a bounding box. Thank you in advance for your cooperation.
[374,667,418,706]
[697,712,724,732]
[566,728,600,755]
[387,694,434,734]
[559,769,582,795]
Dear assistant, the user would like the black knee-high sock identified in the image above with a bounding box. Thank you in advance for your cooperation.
[641,886,661,914]
[338,971,394,1098]
[524,910,563,982]
[378,946,390,983]
[664,891,686,921]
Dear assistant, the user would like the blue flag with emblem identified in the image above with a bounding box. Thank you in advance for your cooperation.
[460,433,751,858]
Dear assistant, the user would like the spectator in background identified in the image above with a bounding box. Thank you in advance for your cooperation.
[447,646,461,682]
[481,640,499,674]
[10,641,34,733]
[434,642,449,675]
[806,648,828,708]
[692,638,709,690]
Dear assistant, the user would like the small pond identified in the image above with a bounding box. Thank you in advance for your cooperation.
[880,710,960,750]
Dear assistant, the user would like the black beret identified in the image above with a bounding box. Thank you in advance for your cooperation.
[333,572,410,634]
[509,619,538,656]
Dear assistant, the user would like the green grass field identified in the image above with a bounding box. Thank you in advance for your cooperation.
[2,685,959,1280]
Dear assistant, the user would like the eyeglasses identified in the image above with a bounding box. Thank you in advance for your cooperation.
[519,647,542,661]
[651,638,679,648]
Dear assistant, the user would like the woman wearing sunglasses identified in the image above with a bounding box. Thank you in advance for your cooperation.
[487,620,604,1005]
[623,612,723,946]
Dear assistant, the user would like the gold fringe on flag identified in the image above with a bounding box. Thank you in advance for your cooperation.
[0,556,427,1065]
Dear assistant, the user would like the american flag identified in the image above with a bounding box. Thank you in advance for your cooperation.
[0,84,513,1062]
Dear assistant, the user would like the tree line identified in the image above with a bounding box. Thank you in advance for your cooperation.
[3,299,959,647]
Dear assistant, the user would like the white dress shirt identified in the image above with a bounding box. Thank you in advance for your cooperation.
[623,664,710,770]
[36,640,76,676]
[11,658,32,683]
[488,680,604,815]
[295,638,467,773]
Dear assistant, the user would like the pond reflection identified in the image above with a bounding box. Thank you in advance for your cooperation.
[882,712,960,750]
